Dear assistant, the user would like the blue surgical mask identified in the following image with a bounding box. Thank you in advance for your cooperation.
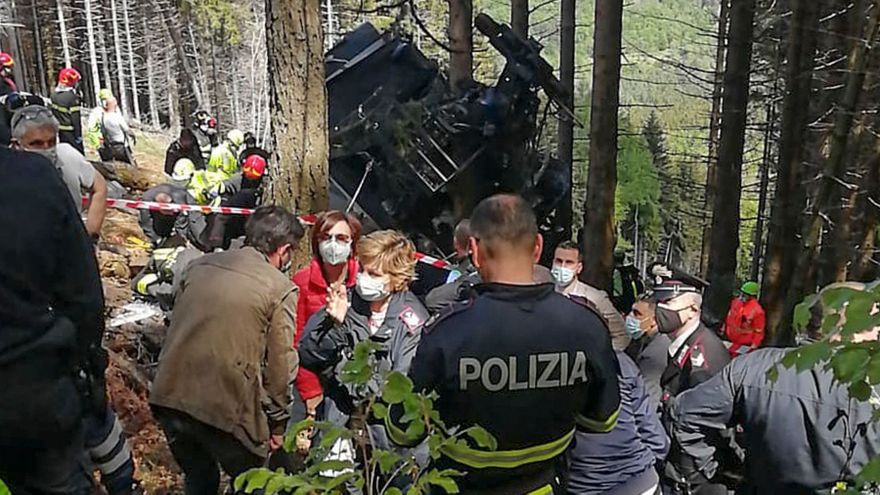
[551,265,576,287]
[625,314,646,339]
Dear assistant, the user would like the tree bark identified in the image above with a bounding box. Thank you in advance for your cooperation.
[581,0,623,292]
[31,0,48,96]
[110,0,128,116]
[265,0,329,263]
[56,0,71,68]
[851,153,880,280]
[699,0,729,277]
[557,0,575,240]
[780,1,880,343]
[448,0,473,91]
[144,17,159,128]
[703,0,756,322]
[99,13,113,91]
[511,0,529,39]
[122,0,140,122]
[761,0,821,342]
[84,0,101,102]
[151,0,204,111]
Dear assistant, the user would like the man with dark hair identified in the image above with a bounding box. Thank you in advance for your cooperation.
[150,205,303,494]
[387,194,622,494]
[551,240,628,350]
[0,147,102,494]
[624,296,671,410]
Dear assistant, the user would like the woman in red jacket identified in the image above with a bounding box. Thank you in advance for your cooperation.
[291,210,362,416]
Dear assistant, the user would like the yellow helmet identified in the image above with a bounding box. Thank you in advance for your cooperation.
[171,158,196,183]
[227,129,245,148]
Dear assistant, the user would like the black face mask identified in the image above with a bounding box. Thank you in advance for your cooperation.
[655,306,683,334]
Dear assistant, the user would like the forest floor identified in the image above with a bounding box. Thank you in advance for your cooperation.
[91,130,184,493]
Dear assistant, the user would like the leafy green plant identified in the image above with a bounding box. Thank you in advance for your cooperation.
[0,478,9,495]
[773,281,880,492]
[234,341,495,495]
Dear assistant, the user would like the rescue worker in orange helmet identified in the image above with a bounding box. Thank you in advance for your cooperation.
[722,281,766,357]
[51,67,85,153]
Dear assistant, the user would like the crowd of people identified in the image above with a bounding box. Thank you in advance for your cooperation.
[0,51,879,495]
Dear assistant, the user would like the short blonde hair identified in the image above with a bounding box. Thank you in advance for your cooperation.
[357,230,417,293]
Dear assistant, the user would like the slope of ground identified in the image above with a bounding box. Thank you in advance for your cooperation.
[94,131,184,493]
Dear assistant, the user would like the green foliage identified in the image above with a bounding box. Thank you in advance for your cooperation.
[0,478,8,495]
[236,341,495,494]
[184,0,245,45]
[776,284,880,491]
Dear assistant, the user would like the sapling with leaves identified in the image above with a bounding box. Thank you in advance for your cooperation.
[235,340,496,494]
[772,281,880,492]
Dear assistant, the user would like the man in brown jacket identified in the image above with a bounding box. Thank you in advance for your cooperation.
[150,206,303,495]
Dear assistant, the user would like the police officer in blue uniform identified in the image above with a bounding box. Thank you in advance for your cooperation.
[386,194,622,494]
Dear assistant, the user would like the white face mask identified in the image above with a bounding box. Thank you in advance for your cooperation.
[356,272,390,302]
[551,265,576,287]
[319,239,352,266]
[28,146,57,165]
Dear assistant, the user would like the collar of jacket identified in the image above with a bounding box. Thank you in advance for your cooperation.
[307,257,359,290]
[474,282,556,301]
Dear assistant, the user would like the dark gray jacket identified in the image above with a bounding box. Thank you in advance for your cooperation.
[568,352,668,494]
[670,347,880,494]
[299,290,426,449]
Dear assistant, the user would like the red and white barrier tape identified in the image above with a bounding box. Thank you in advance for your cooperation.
[414,252,452,270]
[86,196,455,270]
[84,197,317,225]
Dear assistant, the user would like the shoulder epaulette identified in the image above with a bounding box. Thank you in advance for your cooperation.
[424,299,474,334]
[567,294,604,321]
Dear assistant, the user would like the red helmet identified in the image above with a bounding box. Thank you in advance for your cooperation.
[242,154,267,180]
[208,117,217,129]
[0,53,14,68]
[58,67,81,87]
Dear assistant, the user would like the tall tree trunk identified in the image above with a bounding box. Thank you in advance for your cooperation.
[700,0,729,277]
[557,0,575,240]
[581,0,623,291]
[703,0,756,322]
[144,17,159,127]
[781,1,880,343]
[110,0,128,116]
[151,0,204,111]
[265,0,329,263]
[122,0,140,121]
[99,14,113,91]
[449,0,473,91]
[56,0,71,68]
[8,0,26,89]
[851,153,880,280]
[761,0,821,342]
[84,0,101,101]
[324,0,335,48]
[511,0,529,38]
[31,0,48,95]
[751,83,775,282]
[165,53,179,132]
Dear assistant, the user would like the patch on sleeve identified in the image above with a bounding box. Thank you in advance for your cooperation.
[399,306,424,333]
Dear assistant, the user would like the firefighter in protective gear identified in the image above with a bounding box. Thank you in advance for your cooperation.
[0,53,16,96]
[132,240,203,311]
[191,110,214,161]
[85,89,113,149]
[51,68,84,153]
[207,130,243,179]
[187,169,228,206]
[387,194,621,494]
[722,281,766,356]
